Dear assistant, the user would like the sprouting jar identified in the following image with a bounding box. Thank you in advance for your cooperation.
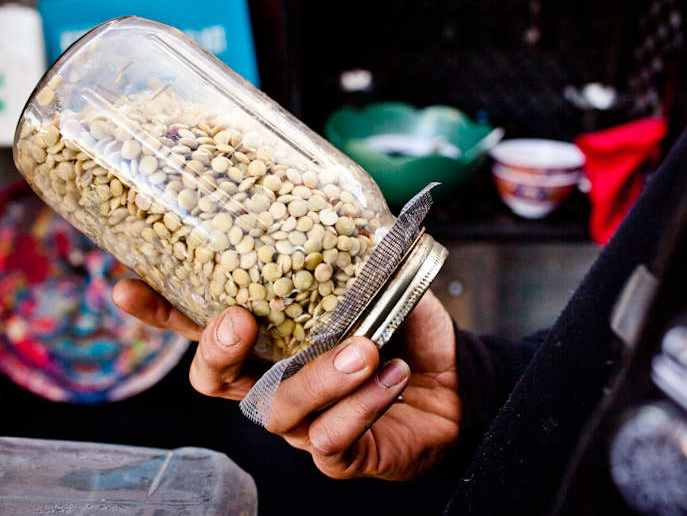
[13,17,446,360]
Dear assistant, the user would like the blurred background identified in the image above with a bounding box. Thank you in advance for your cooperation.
[0,0,685,515]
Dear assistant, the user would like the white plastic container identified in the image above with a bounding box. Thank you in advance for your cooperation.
[0,437,257,515]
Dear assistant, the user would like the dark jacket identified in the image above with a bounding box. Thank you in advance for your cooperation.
[445,130,687,516]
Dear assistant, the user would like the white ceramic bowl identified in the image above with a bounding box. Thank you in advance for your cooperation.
[489,139,584,218]
[492,167,580,219]
[489,138,585,177]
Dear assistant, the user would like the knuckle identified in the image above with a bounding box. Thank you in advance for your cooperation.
[264,398,296,434]
[188,364,222,398]
[198,341,217,365]
[219,367,240,385]
[309,421,342,457]
[198,340,240,372]
[154,300,173,328]
[348,395,374,422]
[265,402,299,434]
[264,415,286,434]
[189,376,212,397]
[300,363,328,401]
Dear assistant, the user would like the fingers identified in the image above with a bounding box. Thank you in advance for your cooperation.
[112,279,202,341]
[114,280,260,400]
[189,306,259,399]
[266,337,380,433]
[308,359,410,459]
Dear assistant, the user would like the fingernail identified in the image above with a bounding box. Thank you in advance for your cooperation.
[216,311,240,347]
[378,360,409,388]
[334,340,367,373]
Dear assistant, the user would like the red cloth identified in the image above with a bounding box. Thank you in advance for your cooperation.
[576,117,667,244]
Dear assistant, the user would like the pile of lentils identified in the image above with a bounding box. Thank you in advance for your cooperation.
[15,81,382,359]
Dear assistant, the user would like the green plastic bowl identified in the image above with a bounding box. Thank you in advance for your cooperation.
[325,102,503,207]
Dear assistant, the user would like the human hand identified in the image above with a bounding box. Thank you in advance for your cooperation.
[113,279,460,480]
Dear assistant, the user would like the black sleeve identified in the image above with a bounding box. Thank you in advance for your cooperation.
[456,327,547,442]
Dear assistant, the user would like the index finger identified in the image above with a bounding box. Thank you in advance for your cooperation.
[112,278,202,341]
[266,337,379,433]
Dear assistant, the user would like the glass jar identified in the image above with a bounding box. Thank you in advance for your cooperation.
[13,17,446,360]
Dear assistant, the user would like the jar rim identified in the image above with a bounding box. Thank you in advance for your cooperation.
[347,232,447,345]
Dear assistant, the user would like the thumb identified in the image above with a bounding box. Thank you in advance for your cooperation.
[189,306,259,399]
[403,290,456,372]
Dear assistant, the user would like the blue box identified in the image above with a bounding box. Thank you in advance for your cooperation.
[37,0,259,85]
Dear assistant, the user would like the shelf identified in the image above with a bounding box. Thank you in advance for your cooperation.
[423,164,590,243]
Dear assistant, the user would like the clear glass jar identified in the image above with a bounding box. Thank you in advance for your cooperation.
[13,17,445,360]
